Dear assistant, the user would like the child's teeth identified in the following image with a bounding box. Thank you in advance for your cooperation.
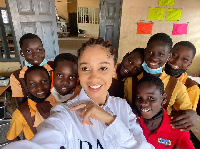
[141,108,150,112]
[90,85,101,89]
[37,92,44,95]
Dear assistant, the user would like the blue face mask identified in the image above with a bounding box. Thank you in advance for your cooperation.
[25,59,47,67]
[142,62,163,74]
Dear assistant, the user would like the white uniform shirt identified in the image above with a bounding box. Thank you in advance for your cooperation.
[4,89,154,149]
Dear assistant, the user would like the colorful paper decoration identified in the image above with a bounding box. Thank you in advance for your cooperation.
[137,22,153,34]
[172,23,188,35]
[148,7,165,21]
[165,8,182,21]
[159,0,175,6]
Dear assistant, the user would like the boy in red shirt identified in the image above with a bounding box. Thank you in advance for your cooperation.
[135,76,194,149]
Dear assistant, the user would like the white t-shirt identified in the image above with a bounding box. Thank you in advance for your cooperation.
[4,89,154,149]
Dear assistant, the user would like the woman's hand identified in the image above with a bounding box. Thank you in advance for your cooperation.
[69,102,116,126]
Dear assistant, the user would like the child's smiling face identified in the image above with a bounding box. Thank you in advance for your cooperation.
[120,51,144,77]
[145,41,171,69]
[135,82,166,119]
[20,38,45,66]
[53,60,78,96]
[78,45,115,104]
[26,70,50,99]
[168,45,193,70]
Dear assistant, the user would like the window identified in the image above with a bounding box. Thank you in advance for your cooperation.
[0,8,19,61]
[78,7,99,24]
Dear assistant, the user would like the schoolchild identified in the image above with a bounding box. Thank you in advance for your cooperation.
[135,76,194,149]
[165,41,199,110]
[139,33,196,130]
[49,53,80,106]
[4,38,154,149]
[7,66,52,141]
[10,33,53,106]
[109,48,144,105]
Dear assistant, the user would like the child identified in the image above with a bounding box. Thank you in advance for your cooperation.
[7,66,52,141]
[139,33,196,130]
[135,76,194,149]
[165,41,199,110]
[49,53,80,106]
[109,48,144,105]
[10,33,53,106]
[4,38,154,149]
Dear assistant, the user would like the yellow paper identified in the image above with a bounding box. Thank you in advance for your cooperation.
[165,8,182,21]
[148,7,165,21]
[159,0,175,6]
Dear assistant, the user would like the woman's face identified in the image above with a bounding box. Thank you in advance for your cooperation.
[78,45,115,104]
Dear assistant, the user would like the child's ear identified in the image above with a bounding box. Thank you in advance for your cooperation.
[161,93,167,106]
[20,50,24,57]
[167,53,172,61]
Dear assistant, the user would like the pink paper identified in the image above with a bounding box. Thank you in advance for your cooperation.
[172,24,188,35]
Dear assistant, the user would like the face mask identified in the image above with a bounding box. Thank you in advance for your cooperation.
[142,62,163,74]
[25,59,47,67]
[27,92,50,103]
[165,62,186,76]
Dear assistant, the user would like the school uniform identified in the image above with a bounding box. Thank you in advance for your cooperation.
[125,71,192,115]
[109,63,138,105]
[10,63,52,98]
[138,108,194,149]
[4,89,154,149]
[7,95,54,141]
[176,72,199,110]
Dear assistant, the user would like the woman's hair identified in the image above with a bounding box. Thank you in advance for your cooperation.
[24,66,50,85]
[147,33,173,52]
[173,41,196,58]
[137,76,165,94]
[77,38,117,65]
[19,33,42,49]
[53,53,78,70]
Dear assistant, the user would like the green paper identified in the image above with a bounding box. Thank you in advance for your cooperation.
[148,7,165,21]
[165,8,182,21]
[159,0,175,6]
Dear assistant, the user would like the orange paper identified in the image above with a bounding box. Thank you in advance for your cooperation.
[137,22,153,34]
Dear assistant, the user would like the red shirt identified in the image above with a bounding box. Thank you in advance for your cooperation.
[138,108,194,149]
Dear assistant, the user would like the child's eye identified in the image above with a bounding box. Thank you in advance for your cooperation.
[129,59,132,64]
[57,73,63,78]
[42,80,47,83]
[136,96,141,100]
[183,58,188,62]
[100,67,107,71]
[159,53,164,56]
[30,82,35,86]
[82,67,89,71]
[26,49,31,53]
[38,48,43,52]
[69,76,76,80]
[148,96,155,100]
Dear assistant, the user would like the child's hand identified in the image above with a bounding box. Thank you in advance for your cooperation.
[69,102,116,126]
[170,109,197,131]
